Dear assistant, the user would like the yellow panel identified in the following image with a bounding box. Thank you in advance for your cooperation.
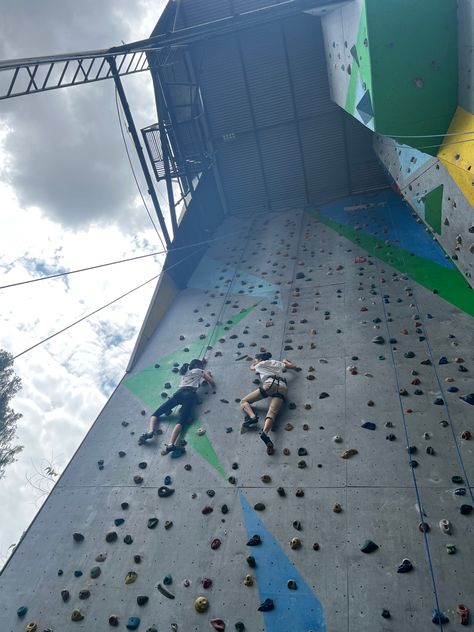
[438,106,474,206]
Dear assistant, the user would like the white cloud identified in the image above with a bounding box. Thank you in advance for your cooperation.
[0,0,169,562]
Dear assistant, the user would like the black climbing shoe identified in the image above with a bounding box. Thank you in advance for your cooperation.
[260,431,275,455]
[138,432,154,445]
[161,444,177,455]
[243,415,259,428]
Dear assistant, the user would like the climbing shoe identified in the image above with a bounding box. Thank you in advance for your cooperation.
[138,432,154,445]
[243,415,259,428]
[161,444,177,455]
[260,431,275,455]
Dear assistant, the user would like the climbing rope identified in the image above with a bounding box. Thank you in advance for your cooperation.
[12,248,199,360]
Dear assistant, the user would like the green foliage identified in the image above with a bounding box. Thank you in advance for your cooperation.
[0,349,23,478]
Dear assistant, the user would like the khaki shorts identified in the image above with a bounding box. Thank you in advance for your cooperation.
[240,381,287,422]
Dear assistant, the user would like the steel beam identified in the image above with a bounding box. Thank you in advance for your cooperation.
[108,57,171,248]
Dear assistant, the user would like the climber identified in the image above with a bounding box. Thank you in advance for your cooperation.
[138,359,215,453]
[240,352,297,455]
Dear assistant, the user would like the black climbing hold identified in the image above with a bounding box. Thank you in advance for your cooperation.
[105,531,118,543]
[254,503,265,511]
[134,555,142,564]
[297,447,308,456]
[246,555,256,568]
[452,475,464,484]
[124,534,133,545]
[79,589,90,600]
[61,589,70,602]
[460,504,473,515]
[277,487,286,497]
[319,392,329,399]
[147,518,159,530]
[381,609,390,619]
[287,580,297,590]
[158,486,175,498]
[360,540,379,554]
[206,489,215,497]
[247,534,261,546]
[397,558,413,573]
[121,502,129,510]
[109,615,119,626]
[258,598,275,612]
[73,532,84,543]
[221,504,229,514]
[137,595,149,606]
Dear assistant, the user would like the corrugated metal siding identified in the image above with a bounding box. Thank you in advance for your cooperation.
[239,24,294,129]
[284,16,336,119]
[195,39,253,137]
[259,123,307,208]
[180,0,233,27]
[216,134,268,211]
[344,113,389,193]
[232,0,288,13]
[300,112,350,203]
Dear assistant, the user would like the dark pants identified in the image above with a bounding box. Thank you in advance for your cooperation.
[152,387,198,426]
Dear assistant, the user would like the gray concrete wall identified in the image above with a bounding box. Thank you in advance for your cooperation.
[1,197,473,631]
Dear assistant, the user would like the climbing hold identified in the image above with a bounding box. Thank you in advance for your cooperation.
[313,543,320,551]
[372,336,385,344]
[360,540,379,554]
[202,506,213,515]
[105,531,118,543]
[460,393,474,405]
[452,475,464,484]
[283,448,291,455]
[163,574,173,586]
[221,504,229,514]
[210,619,226,631]
[246,534,261,546]
[426,446,435,455]
[24,623,37,632]
[157,583,175,599]
[126,617,141,630]
[61,589,70,602]
[333,503,342,513]
[461,430,471,440]
[243,574,254,587]
[138,461,147,470]
[71,609,84,622]
[284,422,294,431]
[133,475,144,485]
[148,517,159,529]
[431,609,449,625]
[124,534,133,545]
[298,447,308,456]
[158,486,175,498]
[397,558,413,573]
[319,392,329,398]
[446,544,456,555]
[290,537,301,550]
[460,504,473,515]
[295,489,304,497]
[381,609,391,619]
[17,606,28,618]
[246,555,256,568]
[333,435,343,443]
[74,570,83,577]
[121,502,129,510]
[433,397,444,406]
[404,351,415,359]
[90,566,101,579]
[297,460,307,469]
[195,596,209,613]
[201,577,212,589]
[277,487,286,497]
[454,488,466,495]
[134,555,142,564]
[258,598,275,612]
[254,503,265,511]
[211,538,222,550]
[73,532,84,543]
[439,519,452,535]
[109,615,120,626]
[457,604,469,626]
[164,521,173,530]
[418,522,430,533]
[287,580,297,590]
[386,434,396,441]
[261,474,271,483]
[125,571,138,584]
[79,589,90,600]
[361,422,376,430]
[340,449,358,459]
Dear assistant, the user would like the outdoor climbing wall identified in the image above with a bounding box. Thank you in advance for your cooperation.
[374,134,474,289]
[1,193,474,632]
[321,0,458,154]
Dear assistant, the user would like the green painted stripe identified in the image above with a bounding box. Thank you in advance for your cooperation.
[309,211,474,317]
[124,303,258,479]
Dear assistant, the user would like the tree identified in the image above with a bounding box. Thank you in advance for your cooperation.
[0,349,23,478]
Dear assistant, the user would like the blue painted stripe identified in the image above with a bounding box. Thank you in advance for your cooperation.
[240,493,326,632]
[318,190,453,269]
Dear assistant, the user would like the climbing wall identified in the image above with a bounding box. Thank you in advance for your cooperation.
[321,0,458,154]
[1,193,474,631]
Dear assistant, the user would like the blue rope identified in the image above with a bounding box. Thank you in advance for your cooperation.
[374,257,445,630]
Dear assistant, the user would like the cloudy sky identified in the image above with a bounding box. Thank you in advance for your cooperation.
[0,0,169,563]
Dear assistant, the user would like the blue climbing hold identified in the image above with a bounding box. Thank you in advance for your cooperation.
[361,421,376,430]
[438,357,448,365]
[126,616,141,630]
[74,570,83,577]
[447,386,459,393]
[163,574,173,585]
[16,606,28,618]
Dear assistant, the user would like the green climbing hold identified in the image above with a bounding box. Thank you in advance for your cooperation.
[163,574,173,585]
[114,518,125,526]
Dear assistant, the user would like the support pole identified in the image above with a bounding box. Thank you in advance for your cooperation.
[108,56,171,248]
[159,121,179,234]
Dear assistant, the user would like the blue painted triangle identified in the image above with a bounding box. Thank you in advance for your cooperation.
[240,493,326,632]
